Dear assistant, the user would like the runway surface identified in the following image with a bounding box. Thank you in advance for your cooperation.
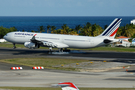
[0,47,135,88]
[1,47,135,59]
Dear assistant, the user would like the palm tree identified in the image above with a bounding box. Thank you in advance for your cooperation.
[31,30,35,32]
[75,25,82,34]
[22,29,25,32]
[51,26,56,33]
[38,26,45,33]
[62,24,70,34]
[86,22,91,28]
[104,25,108,30]
[47,25,50,33]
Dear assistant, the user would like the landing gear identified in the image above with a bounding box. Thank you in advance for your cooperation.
[13,43,16,49]
[48,48,69,54]
[63,48,70,52]
[59,48,63,52]
[49,47,52,54]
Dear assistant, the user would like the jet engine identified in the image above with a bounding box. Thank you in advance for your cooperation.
[103,39,112,43]
[24,42,40,49]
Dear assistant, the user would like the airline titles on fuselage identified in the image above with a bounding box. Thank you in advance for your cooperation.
[15,33,34,36]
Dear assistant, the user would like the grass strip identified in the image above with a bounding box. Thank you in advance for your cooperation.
[0,58,89,71]
[1,43,135,52]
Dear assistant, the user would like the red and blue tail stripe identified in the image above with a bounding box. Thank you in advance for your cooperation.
[100,18,122,38]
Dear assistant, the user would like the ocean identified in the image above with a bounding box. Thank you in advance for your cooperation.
[0,16,134,32]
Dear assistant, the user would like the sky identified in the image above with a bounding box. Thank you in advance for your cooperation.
[0,0,135,16]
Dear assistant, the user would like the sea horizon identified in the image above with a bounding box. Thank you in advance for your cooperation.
[0,16,135,17]
[0,16,134,32]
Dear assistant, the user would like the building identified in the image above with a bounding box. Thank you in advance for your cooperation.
[115,36,131,47]
[131,19,135,24]
[0,39,7,43]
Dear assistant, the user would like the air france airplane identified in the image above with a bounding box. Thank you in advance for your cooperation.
[4,18,122,52]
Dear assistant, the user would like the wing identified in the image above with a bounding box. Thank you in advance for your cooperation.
[31,35,69,48]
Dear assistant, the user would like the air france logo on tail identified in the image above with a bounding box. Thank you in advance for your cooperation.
[100,18,122,38]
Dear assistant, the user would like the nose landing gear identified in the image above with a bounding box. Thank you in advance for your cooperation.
[13,43,16,49]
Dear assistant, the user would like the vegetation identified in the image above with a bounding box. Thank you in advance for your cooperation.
[1,22,135,39]
[0,26,17,38]
[53,23,104,36]
[38,25,45,33]
[0,58,89,71]
[117,24,135,38]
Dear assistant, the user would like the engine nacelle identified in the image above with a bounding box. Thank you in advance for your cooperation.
[24,42,39,49]
[103,39,112,43]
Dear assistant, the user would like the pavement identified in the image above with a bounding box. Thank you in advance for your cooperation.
[0,70,135,88]
[0,47,135,88]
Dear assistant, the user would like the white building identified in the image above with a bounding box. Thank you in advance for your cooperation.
[131,19,135,24]
[115,36,131,47]
[0,39,7,43]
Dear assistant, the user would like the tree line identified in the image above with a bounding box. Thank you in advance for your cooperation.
[0,23,135,39]
[117,24,135,38]
[36,23,104,36]
[26,23,135,38]
[0,26,17,38]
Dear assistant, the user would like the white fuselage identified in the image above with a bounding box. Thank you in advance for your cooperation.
[4,18,122,49]
[4,32,107,49]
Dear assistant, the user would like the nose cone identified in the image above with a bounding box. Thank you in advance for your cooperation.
[3,35,6,40]
[3,33,12,42]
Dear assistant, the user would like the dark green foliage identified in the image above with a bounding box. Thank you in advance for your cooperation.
[117,24,135,38]
[0,26,17,38]
[1,23,135,38]
[79,23,103,36]
[104,25,108,30]
[75,25,82,34]
[38,26,45,33]
[51,26,56,33]
[47,25,51,33]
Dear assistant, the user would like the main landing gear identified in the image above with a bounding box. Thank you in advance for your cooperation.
[48,48,69,54]
[49,47,52,54]
[13,43,16,49]
[59,48,63,52]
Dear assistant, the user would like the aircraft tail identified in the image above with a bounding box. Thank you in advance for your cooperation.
[57,82,79,90]
[99,18,122,38]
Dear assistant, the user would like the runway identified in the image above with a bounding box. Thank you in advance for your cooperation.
[0,47,135,88]
[1,47,135,59]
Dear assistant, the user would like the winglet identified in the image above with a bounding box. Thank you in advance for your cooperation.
[31,34,36,42]
[31,34,40,43]
[34,34,37,36]
[57,82,79,90]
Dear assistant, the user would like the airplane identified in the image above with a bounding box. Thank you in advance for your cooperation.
[4,18,122,52]
[55,82,79,90]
